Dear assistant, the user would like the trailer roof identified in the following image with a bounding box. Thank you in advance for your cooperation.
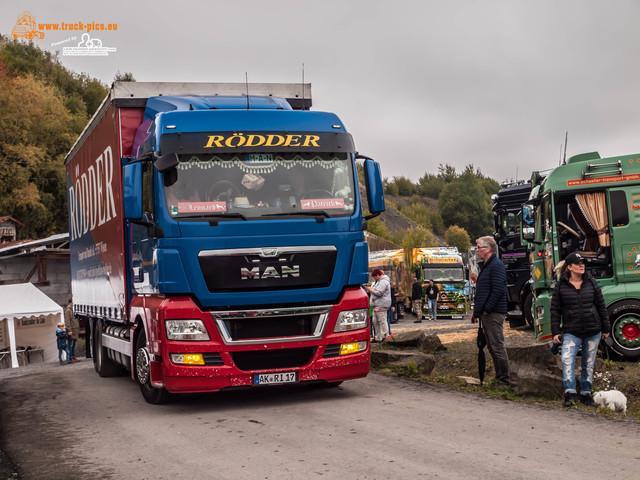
[65,82,312,165]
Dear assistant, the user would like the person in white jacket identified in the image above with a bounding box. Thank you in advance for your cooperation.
[365,269,391,342]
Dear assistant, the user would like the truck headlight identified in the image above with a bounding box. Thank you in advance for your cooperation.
[334,309,368,332]
[165,319,210,341]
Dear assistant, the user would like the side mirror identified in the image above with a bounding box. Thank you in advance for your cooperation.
[358,155,385,219]
[123,162,143,220]
[521,202,535,242]
[154,152,179,173]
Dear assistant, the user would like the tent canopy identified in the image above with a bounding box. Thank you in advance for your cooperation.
[0,283,63,321]
[0,283,62,367]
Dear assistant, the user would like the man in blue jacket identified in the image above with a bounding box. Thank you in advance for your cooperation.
[472,236,510,386]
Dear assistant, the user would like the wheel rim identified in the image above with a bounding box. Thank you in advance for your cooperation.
[136,346,151,385]
[613,314,640,349]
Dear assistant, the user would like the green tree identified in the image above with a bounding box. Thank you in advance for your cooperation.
[445,225,471,253]
[393,176,417,196]
[114,71,136,82]
[400,200,432,231]
[427,211,445,235]
[438,170,493,239]
[437,163,457,183]
[383,177,399,196]
[392,226,433,249]
[0,36,108,238]
[0,35,107,118]
[417,173,445,199]
[366,217,392,240]
[0,72,75,237]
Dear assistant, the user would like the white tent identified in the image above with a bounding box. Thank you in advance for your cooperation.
[0,283,62,368]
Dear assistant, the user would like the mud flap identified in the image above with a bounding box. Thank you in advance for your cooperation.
[150,359,164,388]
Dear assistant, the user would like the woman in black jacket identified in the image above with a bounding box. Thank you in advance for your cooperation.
[550,253,610,408]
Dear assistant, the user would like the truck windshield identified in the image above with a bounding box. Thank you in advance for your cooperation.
[423,267,464,282]
[164,153,355,219]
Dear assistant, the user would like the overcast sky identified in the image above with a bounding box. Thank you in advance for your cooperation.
[3,0,640,183]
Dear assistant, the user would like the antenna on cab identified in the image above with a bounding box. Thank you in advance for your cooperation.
[302,63,305,110]
[245,72,250,109]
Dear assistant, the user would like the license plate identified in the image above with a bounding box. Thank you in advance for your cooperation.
[254,371,297,385]
[246,153,273,164]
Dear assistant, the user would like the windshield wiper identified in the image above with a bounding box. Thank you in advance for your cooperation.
[174,212,248,223]
[262,211,331,223]
[263,211,331,218]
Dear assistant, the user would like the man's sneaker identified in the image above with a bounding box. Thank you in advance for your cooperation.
[562,392,575,407]
[413,320,422,323]
[580,393,596,407]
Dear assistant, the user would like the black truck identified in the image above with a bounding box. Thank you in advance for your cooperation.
[492,181,533,326]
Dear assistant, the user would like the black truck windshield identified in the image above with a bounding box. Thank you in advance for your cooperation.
[164,153,355,219]
[423,267,464,282]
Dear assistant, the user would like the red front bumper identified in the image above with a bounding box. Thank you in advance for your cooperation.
[150,287,371,394]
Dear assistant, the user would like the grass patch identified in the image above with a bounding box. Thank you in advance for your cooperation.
[373,333,640,421]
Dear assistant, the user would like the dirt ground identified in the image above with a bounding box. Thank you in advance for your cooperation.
[381,316,640,421]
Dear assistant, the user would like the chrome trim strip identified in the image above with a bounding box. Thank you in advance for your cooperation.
[198,245,337,258]
[212,305,332,345]
[102,334,131,356]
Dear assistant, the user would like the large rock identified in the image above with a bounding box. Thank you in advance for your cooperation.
[420,334,447,354]
[371,350,436,376]
[385,330,423,347]
[507,344,563,396]
[385,331,447,353]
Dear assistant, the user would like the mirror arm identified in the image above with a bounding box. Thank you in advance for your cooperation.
[128,218,165,238]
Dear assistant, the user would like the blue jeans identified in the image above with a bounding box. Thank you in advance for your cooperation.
[68,338,77,359]
[561,332,601,395]
[387,307,396,330]
[427,299,437,319]
[58,347,71,364]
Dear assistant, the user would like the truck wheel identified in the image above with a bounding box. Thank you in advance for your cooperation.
[523,293,534,328]
[607,300,640,359]
[135,331,172,404]
[94,322,121,377]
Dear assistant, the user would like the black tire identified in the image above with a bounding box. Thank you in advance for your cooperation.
[607,300,640,359]
[91,318,99,373]
[325,381,343,388]
[94,321,121,377]
[523,292,534,328]
[309,381,343,388]
[135,330,172,404]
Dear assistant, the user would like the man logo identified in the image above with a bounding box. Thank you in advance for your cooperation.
[241,265,300,280]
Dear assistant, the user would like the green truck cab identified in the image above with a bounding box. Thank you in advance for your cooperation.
[522,152,640,359]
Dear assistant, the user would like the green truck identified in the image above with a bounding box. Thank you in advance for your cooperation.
[522,151,640,359]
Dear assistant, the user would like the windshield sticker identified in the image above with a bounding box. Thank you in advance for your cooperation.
[173,202,227,215]
[300,198,345,210]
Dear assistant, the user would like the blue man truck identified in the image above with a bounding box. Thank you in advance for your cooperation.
[65,82,384,403]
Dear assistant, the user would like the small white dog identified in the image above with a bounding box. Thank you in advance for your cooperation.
[593,390,627,414]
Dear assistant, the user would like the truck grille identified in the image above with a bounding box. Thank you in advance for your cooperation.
[212,306,331,345]
[230,347,316,371]
[198,246,337,292]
